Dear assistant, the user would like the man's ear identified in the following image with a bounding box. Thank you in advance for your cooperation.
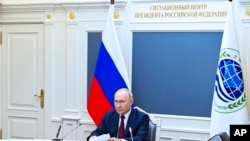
[130,99,134,106]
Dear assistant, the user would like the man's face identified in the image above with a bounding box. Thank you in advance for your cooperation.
[114,89,133,115]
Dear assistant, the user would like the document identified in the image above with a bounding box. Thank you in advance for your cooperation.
[93,134,110,141]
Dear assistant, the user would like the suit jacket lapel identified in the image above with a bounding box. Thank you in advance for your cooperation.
[125,109,135,136]
[110,113,120,137]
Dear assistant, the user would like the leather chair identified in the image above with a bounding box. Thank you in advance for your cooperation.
[147,119,157,141]
[134,106,157,141]
[208,132,230,141]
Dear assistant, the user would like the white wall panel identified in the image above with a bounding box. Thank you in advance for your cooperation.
[0,0,250,141]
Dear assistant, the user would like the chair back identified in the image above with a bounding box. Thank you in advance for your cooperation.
[133,106,157,141]
[147,119,157,141]
[208,132,230,141]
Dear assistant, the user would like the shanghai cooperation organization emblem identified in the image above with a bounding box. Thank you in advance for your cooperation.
[213,48,247,113]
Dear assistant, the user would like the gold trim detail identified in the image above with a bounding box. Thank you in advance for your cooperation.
[47,14,51,19]
[246,9,250,16]
[114,11,119,19]
[69,12,76,20]
[0,32,2,45]
[0,128,2,139]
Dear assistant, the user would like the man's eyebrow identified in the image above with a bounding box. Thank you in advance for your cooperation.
[115,99,125,102]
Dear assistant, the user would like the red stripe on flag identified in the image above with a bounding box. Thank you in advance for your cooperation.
[87,77,113,126]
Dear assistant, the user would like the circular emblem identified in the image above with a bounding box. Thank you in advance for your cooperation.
[218,59,243,101]
[213,49,246,113]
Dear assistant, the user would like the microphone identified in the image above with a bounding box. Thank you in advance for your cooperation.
[129,127,134,141]
[52,125,62,141]
[61,123,82,139]
[56,125,61,138]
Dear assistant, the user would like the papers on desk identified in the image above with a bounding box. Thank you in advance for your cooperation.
[93,134,110,141]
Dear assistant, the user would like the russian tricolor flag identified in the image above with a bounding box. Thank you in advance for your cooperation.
[87,4,130,126]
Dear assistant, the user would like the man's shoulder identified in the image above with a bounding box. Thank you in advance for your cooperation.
[105,109,118,117]
[132,108,149,117]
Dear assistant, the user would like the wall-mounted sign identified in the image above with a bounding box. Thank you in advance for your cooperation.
[130,1,228,23]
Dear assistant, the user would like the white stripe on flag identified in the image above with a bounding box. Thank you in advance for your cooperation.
[102,5,130,89]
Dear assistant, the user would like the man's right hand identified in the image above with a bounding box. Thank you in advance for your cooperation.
[89,136,97,141]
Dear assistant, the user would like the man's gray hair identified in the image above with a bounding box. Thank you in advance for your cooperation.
[115,88,133,99]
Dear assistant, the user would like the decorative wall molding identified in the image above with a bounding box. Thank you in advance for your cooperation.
[0,0,250,141]
[0,1,127,23]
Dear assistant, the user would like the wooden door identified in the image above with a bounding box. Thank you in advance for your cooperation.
[1,24,45,139]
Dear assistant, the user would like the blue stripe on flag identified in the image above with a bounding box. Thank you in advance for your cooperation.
[95,42,128,107]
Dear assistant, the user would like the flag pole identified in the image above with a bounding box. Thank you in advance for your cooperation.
[111,0,114,5]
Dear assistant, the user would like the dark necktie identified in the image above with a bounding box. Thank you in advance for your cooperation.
[118,115,125,138]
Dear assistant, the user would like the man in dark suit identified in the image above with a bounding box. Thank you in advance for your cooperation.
[87,88,149,141]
